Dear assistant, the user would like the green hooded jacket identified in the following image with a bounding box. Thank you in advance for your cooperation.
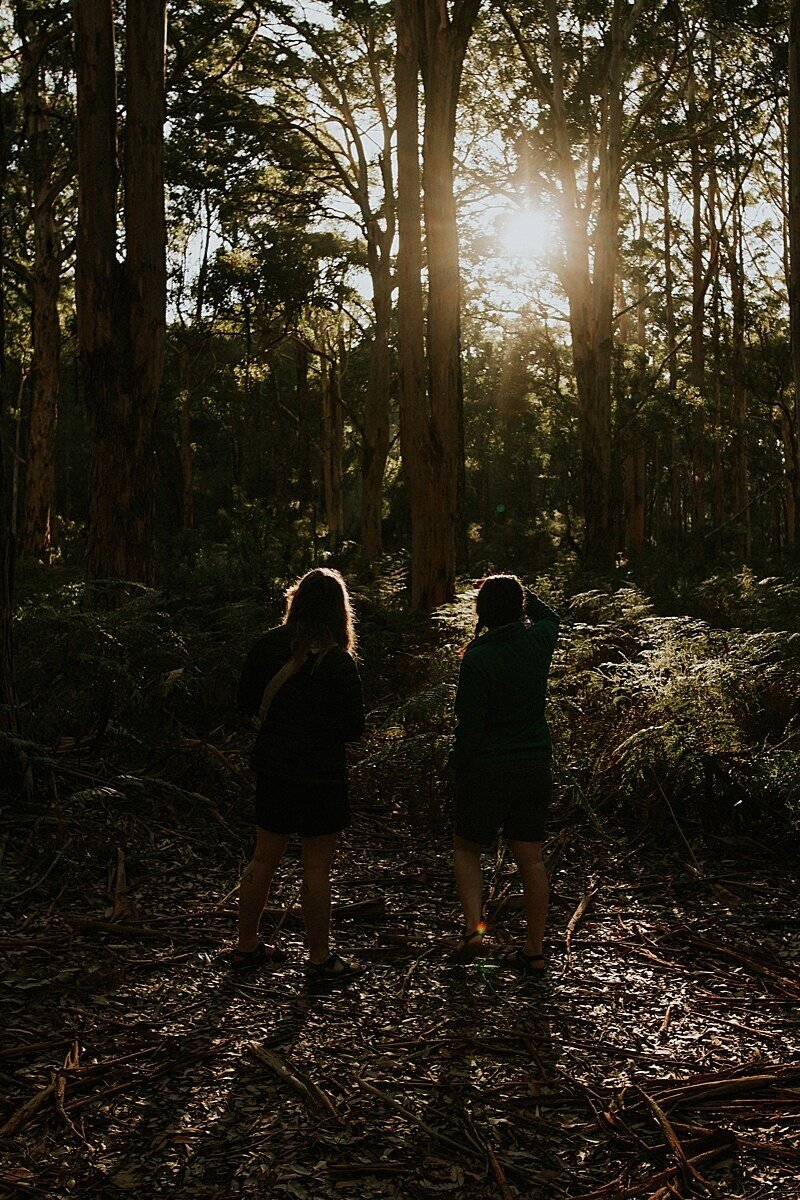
[448,594,560,771]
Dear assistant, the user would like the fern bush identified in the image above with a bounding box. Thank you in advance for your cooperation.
[552,594,800,833]
[9,563,800,840]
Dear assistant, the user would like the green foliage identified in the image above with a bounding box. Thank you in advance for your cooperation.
[553,581,800,833]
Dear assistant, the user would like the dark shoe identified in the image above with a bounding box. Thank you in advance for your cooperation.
[306,953,364,983]
[507,947,546,977]
[450,926,486,964]
[228,942,285,970]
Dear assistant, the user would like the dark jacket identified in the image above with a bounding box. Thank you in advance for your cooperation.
[448,595,560,771]
[238,625,365,784]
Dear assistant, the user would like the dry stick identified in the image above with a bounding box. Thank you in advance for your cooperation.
[354,1074,483,1159]
[249,1044,340,1121]
[459,1100,514,1200]
[63,917,207,944]
[649,772,737,907]
[656,1069,800,1109]
[638,1088,722,1199]
[214,880,241,910]
[54,1059,85,1144]
[64,1042,233,1116]
[0,1038,74,1061]
[191,738,252,787]
[680,934,800,996]
[397,944,438,999]
[8,838,74,901]
[266,879,302,955]
[649,770,702,871]
[486,840,508,910]
[563,882,598,971]
[570,1146,730,1200]
[0,1078,57,1137]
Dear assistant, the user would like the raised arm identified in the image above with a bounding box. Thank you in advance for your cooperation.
[525,589,560,654]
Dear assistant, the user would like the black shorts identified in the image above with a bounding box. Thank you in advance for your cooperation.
[255,772,350,838]
[454,759,552,846]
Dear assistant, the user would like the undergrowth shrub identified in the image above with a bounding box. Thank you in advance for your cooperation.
[9,562,800,844]
[553,594,800,835]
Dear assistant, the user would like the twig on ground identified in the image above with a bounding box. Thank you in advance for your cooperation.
[249,1043,341,1120]
[563,881,598,970]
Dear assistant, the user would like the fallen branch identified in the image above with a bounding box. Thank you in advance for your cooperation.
[563,882,598,969]
[63,917,206,944]
[249,1044,340,1120]
[570,1145,731,1200]
[354,1074,481,1159]
[656,1067,800,1110]
[0,1078,57,1138]
[639,1087,722,1198]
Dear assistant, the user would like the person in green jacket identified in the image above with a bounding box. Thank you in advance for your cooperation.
[448,574,560,974]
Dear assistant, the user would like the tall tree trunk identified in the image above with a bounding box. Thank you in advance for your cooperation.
[178,344,194,528]
[707,158,724,537]
[502,0,639,569]
[622,279,646,555]
[420,22,460,603]
[361,241,391,561]
[729,188,750,557]
[0,77,28,791]
[295,338,311,505]
[689,65,706,548]
[396,0,437,608]
[18,12,63,558]
[322,345,345,549]
[787,0,800,551]
[74,0,167,586]
[395,0,479,608]
[662,165,682,546]
[585,17,625,565]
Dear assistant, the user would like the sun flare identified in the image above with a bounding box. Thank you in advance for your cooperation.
[500,208,555,261]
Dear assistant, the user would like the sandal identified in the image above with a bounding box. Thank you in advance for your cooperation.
[450,926,486,964]
[306,953,364,983]
[228,942,285,970]
[507,948,546,976]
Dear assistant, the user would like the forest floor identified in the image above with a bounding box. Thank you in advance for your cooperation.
[2,774,800,1200]
[3,567,800,1199]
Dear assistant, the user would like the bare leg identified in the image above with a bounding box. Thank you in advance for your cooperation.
[453,834,485,933]
[237,829,289,952]
[300,832,339,964]
[508,839,548,959]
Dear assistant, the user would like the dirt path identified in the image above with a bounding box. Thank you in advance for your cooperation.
[2,774,800,1200]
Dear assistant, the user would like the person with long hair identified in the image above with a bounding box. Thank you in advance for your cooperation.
[449,575,560,974]
[231,568,365,979]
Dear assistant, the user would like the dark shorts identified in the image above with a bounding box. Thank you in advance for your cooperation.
[255,773,350,839]
[454,759,552,846]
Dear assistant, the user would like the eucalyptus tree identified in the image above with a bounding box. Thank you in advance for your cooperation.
[0,72,20,759]
[73,0,167,587]
[11,2,73,559]
[395,0,481,608]
[789,0,800,550]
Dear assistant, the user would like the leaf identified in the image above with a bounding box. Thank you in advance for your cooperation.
[111,1171,139,1190]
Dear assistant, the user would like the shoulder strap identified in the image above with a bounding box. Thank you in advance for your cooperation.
[258,652,309,723]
